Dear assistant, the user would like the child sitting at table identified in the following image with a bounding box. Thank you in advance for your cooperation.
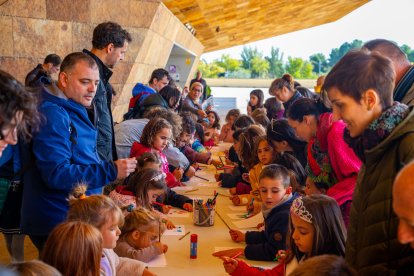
[204,110,221,146]
[232,135,276,207]
[115,208,168,263]
[214,164,295,261]
[219,109,240,143]
[192,123,208,153]
[67,185,154,276]
[217,194,346,275]
[130,117,183,188]
[137,152,193,212]
[109,168,175,229]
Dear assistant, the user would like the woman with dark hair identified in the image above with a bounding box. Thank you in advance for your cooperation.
[247,89,264,115]
[264,97,284,121]
[286,98,361,227]
[0,70,40,262]
[324,49,414,275]
[135,85,181,118]
[266,119,307,168]
[269,74,303,117]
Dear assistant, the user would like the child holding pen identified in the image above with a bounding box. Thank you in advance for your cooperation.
[213,165,295,261]
[115,208,168,263]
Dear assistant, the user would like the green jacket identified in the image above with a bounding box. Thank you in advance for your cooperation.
[346,107,414,275]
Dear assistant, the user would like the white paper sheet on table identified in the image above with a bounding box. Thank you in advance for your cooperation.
[167,209,190,218]
[171,186,195,192]
[228,205,248,212]
[145,253,167,267]
[227,213,249,220]
[197,182,220,187]
[163,225,186,236]
[233,213,263,229]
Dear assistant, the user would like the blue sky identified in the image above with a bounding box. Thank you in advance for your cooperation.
[201,0,414,62]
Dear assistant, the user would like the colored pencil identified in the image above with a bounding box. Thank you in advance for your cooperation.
[184,188,199,193]
[179,231,191,240]
[194,174,209,181]
[216,211,231,230]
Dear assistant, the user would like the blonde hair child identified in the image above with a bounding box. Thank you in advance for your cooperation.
[8,260,61,276]
[67,185,155,276]
[41,221,102,276]
[114,208,168,262]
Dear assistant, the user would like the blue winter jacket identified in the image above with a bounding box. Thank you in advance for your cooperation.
[21,86,117,236]
[244,194,295,261]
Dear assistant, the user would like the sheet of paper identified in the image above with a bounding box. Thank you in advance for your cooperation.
[228,205,248,212]
[167,209,190,218]
[163,225,186,236]
[214,247,238,252]
[145,253,167,267]
[227,213,249,220]
[197,182,219,187]
[233,213,263,229]
[171,186,195,192]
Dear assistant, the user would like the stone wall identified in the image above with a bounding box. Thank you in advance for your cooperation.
[0,0,204,122]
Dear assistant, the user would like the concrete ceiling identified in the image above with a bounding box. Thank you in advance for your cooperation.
[163,0,369,53]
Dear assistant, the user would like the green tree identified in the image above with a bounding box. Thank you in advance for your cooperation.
[285,57,314,79]
[309,53,328,74]
[216,54,241,72]
[240,46,261,70]
[197,59,225,78]
[401,44,414,62]
[250,56,270,78]
[265,47,284,78]
[328,39,363,67]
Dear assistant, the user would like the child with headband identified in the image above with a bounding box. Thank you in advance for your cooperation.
[219,194,346,275]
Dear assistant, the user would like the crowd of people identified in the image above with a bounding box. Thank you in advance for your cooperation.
[0,18,414,276]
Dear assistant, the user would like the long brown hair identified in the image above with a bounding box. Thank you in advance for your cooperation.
[237,125,266,170]
[125,168,167,209]
[286,194,346,263]
[140,117,172,148]
[41,221,102,276]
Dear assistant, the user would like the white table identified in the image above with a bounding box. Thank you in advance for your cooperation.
[150,143,274,275]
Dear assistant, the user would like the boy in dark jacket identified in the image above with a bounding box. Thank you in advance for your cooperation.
[213,165,295,261]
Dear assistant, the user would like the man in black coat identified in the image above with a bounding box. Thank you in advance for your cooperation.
[83,22,132,161]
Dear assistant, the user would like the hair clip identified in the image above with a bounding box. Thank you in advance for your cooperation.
[79,194,86,199]
[290,197,312,224]
[150,172,166,182]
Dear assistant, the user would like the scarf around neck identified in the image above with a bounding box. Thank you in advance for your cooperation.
[343,102,410,162]
[306,113,337,187]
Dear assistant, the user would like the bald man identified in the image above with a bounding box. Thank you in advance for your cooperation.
[363,39,414,105]
[393,161,414,249]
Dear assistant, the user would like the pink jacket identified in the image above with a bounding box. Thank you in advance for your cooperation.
[318,114,362,207]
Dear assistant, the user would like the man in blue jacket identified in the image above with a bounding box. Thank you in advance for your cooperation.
[21,52,137,253]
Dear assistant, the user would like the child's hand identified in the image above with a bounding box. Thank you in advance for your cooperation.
[165,220,175,229]
[229,187,237,195]
[142,268,157,276]
[221,256,239,275]
[173,168,184,180]
[214,173,221,181]
[162,205,172,214]
[212,248,244,258]
[185,166,196,178]
[217,181,222,187]
[256,222,265,230]
[229,229,245,243]
[211,159,221,167]
[183,203,193,212]
[231,195,241,206]
[155,242,168,254]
